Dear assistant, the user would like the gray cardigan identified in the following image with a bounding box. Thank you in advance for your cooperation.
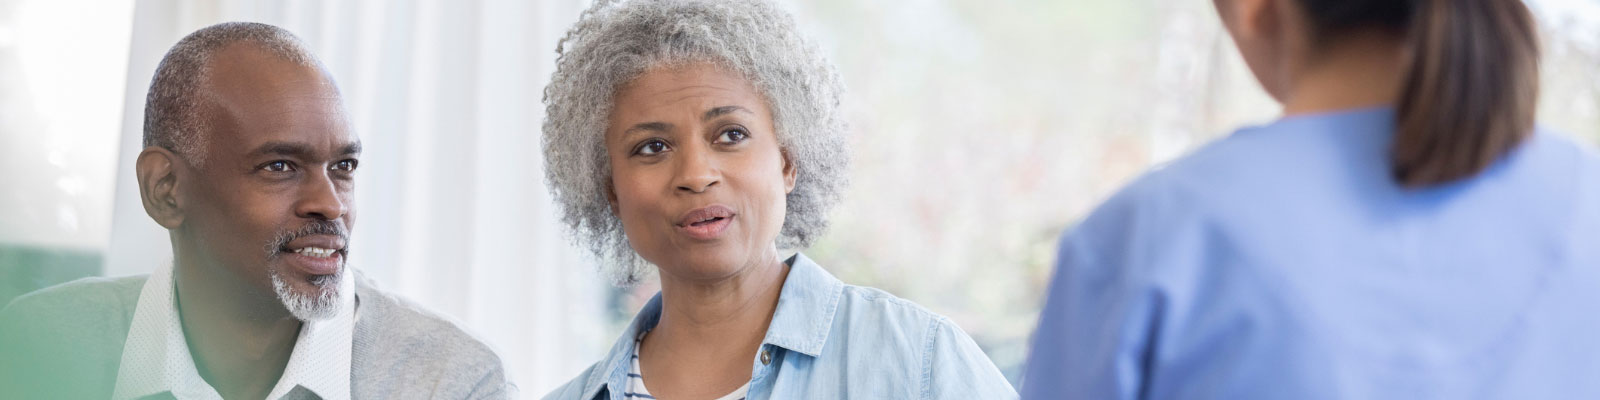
[0,271,511,399]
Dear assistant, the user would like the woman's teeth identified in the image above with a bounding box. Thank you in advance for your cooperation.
[294,247,337,258]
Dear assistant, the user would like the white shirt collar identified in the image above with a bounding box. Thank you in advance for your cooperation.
[112,263,355,400]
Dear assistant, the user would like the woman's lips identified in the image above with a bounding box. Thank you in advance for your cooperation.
[678,215,733,240]
[676,205,736,240]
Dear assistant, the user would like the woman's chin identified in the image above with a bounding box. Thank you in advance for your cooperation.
[656,252,762,282]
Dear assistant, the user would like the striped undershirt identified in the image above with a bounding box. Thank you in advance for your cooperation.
[626,333,751,400]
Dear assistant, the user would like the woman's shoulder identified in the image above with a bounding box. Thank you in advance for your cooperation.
[822,281,1016,397]
[1073,111,1401,239]
[835,283,950,326]
[1522,128,1600,171]
[827,282,978,356]
[786,254,953,334]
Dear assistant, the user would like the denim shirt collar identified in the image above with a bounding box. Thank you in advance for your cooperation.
[580,252,846,400]
[759,253,846,357]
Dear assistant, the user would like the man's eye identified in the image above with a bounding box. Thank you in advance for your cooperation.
[332,159,358,172]
[635,140,668,155]
[263,161,295,172]
[716,128,749,144]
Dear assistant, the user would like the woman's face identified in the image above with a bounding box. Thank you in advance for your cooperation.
[604,62,796,281]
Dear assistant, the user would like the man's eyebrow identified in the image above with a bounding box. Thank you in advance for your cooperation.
[250,141,314,158]
[703,105,752,121]
[248,141,360,158]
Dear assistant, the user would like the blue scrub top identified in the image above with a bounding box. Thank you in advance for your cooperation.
[1023,108,1600,399]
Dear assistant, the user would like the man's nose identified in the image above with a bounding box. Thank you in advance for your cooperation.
[295,170,348,220]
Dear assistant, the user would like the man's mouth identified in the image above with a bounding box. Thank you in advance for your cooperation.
[291,247,340,258]
[276,234,348,276]
[265,221,350,279]
[279,246,344,276]
[279,236,347,258]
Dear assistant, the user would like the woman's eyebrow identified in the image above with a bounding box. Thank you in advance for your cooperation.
[703,105,752,121]
[622,122,674,140]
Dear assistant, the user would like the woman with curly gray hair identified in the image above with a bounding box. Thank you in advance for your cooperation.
[540,1,1014,399]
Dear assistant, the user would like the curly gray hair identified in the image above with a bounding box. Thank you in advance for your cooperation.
[542,0,849,286]
[145,22,320,166]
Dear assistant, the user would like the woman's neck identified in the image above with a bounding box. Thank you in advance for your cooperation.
[1282,31,1409,116]
[652,252,788,350]
[640,251,789,398]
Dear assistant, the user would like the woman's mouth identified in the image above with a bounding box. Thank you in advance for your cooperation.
[676,205,736,240]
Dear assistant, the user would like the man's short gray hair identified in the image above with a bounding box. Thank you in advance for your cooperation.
[542,0,850,286]
[144,22,319,165]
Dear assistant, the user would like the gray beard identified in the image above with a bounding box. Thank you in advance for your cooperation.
[269,267,343,321]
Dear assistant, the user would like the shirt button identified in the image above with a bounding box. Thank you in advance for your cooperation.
[760,349,772,365]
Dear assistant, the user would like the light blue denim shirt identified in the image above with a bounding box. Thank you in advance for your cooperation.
[546,253,1017,400]
[1023,108,1600,399]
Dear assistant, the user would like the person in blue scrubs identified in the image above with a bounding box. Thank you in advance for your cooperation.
[1023,0,1600,398]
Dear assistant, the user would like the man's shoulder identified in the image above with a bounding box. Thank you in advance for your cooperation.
[0,275,147,399]
[352,276,501,361]
[350,274,511,398]
[1,274,146,332]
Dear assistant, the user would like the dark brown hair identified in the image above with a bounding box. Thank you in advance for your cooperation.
[1299,0,1541,187]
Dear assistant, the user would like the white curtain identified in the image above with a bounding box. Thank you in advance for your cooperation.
[104,0,613,395]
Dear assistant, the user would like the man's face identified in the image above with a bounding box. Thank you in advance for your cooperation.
[180,43,358,321]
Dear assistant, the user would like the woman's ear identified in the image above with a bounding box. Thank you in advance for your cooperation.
[1222,0,1282,41]
[136,147,185,229]
[1219,0,1300,103]
[605,178,621,213]
[781,149,797,194]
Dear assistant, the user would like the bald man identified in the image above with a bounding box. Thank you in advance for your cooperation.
[0,22,509,399]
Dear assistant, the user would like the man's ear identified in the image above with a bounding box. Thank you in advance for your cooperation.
[781,149,797,194]
[136,147,185,229]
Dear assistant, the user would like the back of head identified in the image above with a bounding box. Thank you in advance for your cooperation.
[143,22,320,166]
[1298,0,1541,187]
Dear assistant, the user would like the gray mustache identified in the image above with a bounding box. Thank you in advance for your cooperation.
[264,220,349,259]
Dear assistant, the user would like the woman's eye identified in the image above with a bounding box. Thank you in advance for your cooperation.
[635,140,668,155]
[263,161,294,173]
[332,159,358,172]
[716,128,749,144]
